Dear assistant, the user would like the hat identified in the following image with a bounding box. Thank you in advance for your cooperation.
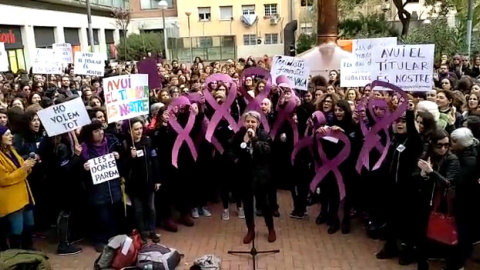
[276,75,293,88]
[0,125,9,136]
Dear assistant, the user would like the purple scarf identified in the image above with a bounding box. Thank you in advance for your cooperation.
[81,137,109,160]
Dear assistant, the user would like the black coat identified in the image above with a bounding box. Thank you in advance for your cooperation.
[228,127,272,192]
[454,146,479,223]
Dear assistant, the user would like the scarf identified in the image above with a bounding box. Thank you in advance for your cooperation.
[81,136,109,160]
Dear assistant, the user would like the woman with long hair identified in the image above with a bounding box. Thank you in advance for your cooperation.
[0,126,36,249]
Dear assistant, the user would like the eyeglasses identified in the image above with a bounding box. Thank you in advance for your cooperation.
[435,143,450,149]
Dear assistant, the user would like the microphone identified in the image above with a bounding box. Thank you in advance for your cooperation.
[29,152,36,160]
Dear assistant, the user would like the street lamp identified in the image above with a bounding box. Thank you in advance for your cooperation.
[158,0,169,60]
[185,11,193,65]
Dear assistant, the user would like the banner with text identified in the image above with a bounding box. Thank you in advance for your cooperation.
[88,153,120,185]
[32,49,62,75]
[103,74,150,123]
[0,43,8,72]
[53,43,73,63]
[271,55,310,91]
[341,37,397,87]
[37,98,91,137]
[74,51,105,76]
[371,44,435,91]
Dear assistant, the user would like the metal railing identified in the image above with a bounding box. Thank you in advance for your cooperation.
[78,0,129,9]
[168,35,236,62]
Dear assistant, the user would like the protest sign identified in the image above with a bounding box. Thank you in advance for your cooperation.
[341,37,397,87]
[371,44,435,91]
[137,58,162,89]
[103,74,150,123]
[88,153,120,185]
[53,43,73,63]
[37,98,91,137]
[271,55,310,91]
[74,51,105,76]
[0,43,8,72]
[32,49,62,75]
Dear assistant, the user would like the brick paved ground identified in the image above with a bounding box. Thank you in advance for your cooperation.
[33,191,478,270]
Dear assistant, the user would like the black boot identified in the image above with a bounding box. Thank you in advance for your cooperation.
[21,227,34,250]
[341,218,351,234]
[57,242,82,256]
[315,212,327,225]
[376,240,398,259]
[9,235,22,249]
[0,235,8,251]
[398,244,415,266]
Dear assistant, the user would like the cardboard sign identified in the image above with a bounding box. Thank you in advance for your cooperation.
[88,153,120,185]
[32,49,62,75]
[74,51,105,76]
[341,37,398,87]
[271,55,310,91]
[53,43,73,63]
[37,98,91,136]
[371,44,435,91]
[0,43,8,72]
[103,74,150,123]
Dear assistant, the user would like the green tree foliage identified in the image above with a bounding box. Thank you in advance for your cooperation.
[116,33,163,61]
[296,33,316,54]
[339,14,399,39]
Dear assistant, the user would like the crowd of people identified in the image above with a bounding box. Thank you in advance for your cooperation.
[0,52,479,270]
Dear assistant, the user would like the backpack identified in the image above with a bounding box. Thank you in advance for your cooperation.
[136,243,181,270]
[191,254,221,270]
[94,230,143,270]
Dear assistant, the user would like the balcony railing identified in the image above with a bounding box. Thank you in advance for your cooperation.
[78,0,129,9]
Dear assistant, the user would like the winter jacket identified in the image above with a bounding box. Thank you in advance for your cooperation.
[0,249,52,270]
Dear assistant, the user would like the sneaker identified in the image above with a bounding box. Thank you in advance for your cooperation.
[201,206,212,217]
[57,243,82,256]
[237,207,245,219]
[290,210,299,218]
[222,209,230,221]
[191,208,200,219]
[149,232,160,243]
[273,209,280,217]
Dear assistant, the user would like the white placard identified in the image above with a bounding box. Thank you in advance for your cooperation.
[32,48,62,75]
[74,51,105,76]
[371,44,435,91]
[53,43,73,63]
[271,55,310,91]
[341,37,397,87]
[88,153,120,185]
[37,98,91,137]
[0,43,8,72]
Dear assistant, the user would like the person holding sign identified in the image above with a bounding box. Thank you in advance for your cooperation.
[122,118,161,244]
[0,126,37,250]
[79,120,124,252]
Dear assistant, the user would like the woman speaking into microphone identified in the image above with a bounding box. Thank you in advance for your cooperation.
[229,111,276,244]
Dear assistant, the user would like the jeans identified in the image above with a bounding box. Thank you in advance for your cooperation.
[91,202,124,244]
[131,192,156,233]
[7,208,35,235]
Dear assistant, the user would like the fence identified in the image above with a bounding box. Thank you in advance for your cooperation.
[168,35,236,62]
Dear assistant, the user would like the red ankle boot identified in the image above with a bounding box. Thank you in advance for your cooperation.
[267,228,276,243]
[243,228,255,244]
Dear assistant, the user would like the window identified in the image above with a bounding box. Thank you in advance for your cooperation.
[140,0,173,10]
[300,23,313,35]
[264,4,277,17]
[300,0,314,7]
[220,6,233,20]
[198,7,211,21]
[264,33,278,44]
[242,5,255,15]
[243,34,256,46]
[199,37,213,48]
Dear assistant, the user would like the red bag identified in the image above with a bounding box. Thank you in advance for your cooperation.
[111,230,144,269]
[426,190,458,246]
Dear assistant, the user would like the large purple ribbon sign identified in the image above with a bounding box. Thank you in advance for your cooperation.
[239,67,272,132]
[203,74,239,142]
[168,96,198,168]
[270,87,299,144]
[355,81,407,173]
[310,129,351,200]
[291,111,326,166]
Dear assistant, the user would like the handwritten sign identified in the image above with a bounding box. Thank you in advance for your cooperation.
[103,74,150,123]
[271,55,310,91]
[32,49,62,75]
[74,51,105,76]
[53,43,73,63]
[371,44,435,91]
[0,43,7,72]
[341,37,397,87]
[37,98,91,137]
[88,153,120,185]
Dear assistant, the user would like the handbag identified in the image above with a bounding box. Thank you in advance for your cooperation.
[426,188,458,246]
[111,229,144,269]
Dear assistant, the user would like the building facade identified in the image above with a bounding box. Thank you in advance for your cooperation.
[0,0,127,73]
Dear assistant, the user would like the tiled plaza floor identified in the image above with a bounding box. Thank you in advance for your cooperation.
[33,191,478,270]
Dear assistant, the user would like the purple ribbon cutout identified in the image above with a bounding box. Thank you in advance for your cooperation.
[238,67,272,132]
[291,111,326,166]
[310,129,351,200]
[203,74,239,142]
[270,90,299,144]
[168,96,198,168]
[355,80,408,173]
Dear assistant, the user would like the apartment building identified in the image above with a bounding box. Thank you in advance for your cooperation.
[0,0,127,72]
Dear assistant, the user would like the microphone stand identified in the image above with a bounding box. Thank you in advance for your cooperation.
[228,232,280,270]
